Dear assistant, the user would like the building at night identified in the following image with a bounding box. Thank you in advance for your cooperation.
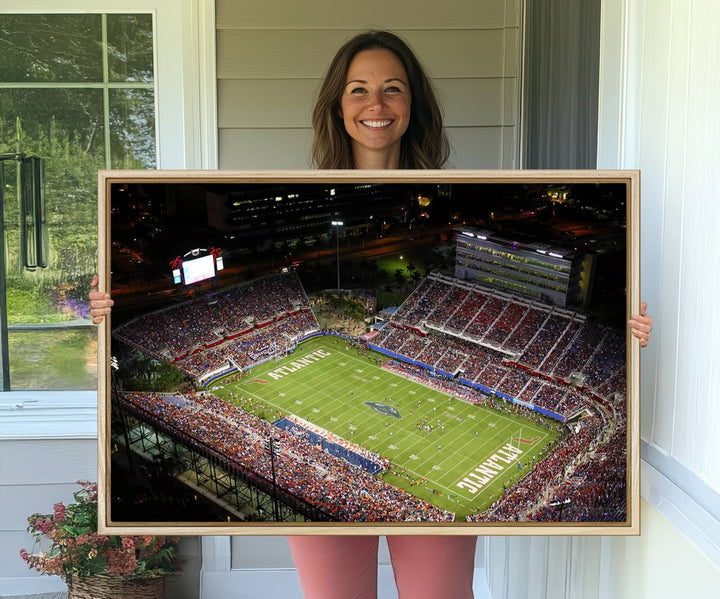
[454,226,594,307]
[205,183,412,250]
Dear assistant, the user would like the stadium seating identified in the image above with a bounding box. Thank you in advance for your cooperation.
[114,270,628,523]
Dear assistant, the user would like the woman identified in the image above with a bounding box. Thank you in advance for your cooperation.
[310,31,448,171]
[90,31,653,599]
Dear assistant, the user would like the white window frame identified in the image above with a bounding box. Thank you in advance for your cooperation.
[0,0,217,438]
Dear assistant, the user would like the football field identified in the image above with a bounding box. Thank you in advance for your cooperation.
[209,336,561,520]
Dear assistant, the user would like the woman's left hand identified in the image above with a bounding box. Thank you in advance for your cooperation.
[628,301,652,348]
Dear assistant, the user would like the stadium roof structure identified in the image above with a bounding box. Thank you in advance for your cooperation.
[456,226,574,261]
[453,226,584,307]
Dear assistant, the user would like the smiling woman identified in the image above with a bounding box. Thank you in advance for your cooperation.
[340,48,412,169]
[311,30,449,170]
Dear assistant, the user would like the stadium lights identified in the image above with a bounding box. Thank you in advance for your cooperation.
[264,437,281,521]
[332,221,344,292]
[549,252,564,258]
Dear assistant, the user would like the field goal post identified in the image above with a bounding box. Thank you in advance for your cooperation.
[282,333,297,357]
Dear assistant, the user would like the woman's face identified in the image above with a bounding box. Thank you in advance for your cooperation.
[340,48,411,168]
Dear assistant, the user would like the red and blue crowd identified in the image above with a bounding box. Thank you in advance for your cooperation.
[117,390,454,523]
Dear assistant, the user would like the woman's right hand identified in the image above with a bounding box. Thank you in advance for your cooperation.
[89,274,113,324]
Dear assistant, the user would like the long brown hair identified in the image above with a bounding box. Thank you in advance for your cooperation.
[311,31,449,169]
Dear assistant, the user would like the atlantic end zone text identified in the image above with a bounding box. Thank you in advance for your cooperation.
[266,349,332,380]
[456,443,524,494]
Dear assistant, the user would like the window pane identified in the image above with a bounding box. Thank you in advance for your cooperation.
[0,89,106,160]
[1,13,156,390]
[0,14,102,82]
[107,14,154,83]
[2,89,102,390]
[110,89,157,169]
[1,88,104,285]
[8,329,97,390]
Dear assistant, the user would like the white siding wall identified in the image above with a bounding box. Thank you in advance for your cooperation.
[216,0,522,169]
[486,0,720,597]
[0,436,97,596]
[0,397,201,599]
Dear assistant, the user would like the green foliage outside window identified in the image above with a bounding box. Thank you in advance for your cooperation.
[0,13,155,389]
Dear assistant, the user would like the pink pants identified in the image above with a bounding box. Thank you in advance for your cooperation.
[287,535,476,599]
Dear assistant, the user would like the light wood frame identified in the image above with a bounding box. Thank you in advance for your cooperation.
[98,169,640,536]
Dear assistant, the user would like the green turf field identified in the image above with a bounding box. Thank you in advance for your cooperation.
[209,336,561,520]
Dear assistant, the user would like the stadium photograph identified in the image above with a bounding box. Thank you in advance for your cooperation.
[100,172,637,531]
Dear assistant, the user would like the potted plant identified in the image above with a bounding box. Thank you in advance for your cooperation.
[20,480,182,599]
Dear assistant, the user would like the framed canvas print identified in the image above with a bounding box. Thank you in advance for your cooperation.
[97,170,640,535]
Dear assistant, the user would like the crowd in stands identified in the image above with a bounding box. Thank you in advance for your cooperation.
[382,360,489,406]
[116,390,453,523]
[394,278,442,326]
[552,322,605,379]
[374,273,628,415]
[582,330,625,389]
[114,268,628,523]
[597,369,626,402]
[464,295,506,341]
[521,316,578,370]
[529,423,627,522]
[533,321,581,372]
[373,323,603,420]
[426,286,469,327]
[178,311,318,379]
[115,273,320,381]
[528,384,567,413]
[505,307,547,350]
[483,300,527,346]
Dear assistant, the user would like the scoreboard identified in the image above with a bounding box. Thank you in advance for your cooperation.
[170,247,223,285]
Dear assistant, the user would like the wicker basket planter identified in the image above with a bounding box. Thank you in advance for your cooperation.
[21,483,181,597]
[67,575,165,599]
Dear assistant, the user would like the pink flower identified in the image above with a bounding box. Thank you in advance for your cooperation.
[34,518,53,535]
[21,481,180,580]
[121,537,135,549]
[43,556,64,576]
[107,548,137,576]
[53,502,66,522]
[75,480,98,501]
